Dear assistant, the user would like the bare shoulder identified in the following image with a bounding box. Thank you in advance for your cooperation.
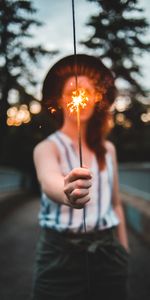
[105,140,116,158]
[33,138,59,161]
[105,140,119,175]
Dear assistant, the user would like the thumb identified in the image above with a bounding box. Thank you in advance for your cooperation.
[82,164,88,169]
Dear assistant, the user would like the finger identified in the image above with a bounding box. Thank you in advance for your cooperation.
[72,195,90,208]
[70,188,89,202]
[64,179,92,196]
[82,164,88,169]
[64,182,74,195]
[67,168,92,183]
[75,179,92,189]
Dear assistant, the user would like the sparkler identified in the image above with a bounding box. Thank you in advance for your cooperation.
[71,0,83,167]
[71,0,89,237]
[71,0,90,169]
[67,88,89,167]
[71,0,90,292]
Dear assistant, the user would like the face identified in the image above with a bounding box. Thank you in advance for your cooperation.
[60,76,96,123]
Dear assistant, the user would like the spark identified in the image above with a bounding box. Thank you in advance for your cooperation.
[48,107,57,114]
[67,88,89,113]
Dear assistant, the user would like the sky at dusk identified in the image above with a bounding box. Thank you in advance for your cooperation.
[29,0,150,100]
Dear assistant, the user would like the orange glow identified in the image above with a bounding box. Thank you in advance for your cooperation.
[7,118,15,126]
[48,107,57,114]
[67,88,89,113]
[7,107,17,118]
[123,119,132,129]
[6,105,31,126]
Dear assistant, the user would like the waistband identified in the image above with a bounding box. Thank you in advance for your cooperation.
[42,226,117,241]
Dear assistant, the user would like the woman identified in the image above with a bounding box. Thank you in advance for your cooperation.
[31,54,130,300]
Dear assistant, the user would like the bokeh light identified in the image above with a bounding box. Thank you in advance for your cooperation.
[29,100,42,114]
[6,101,42,126]
[116,113,125,125]
[6,105,31,126]
[115,95,131,112]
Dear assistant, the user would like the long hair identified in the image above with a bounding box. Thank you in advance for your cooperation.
[42,54,116,169]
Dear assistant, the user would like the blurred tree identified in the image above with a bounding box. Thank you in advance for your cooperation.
[83,0,150,162]
[82,0,150,95]
[0,0,57,155]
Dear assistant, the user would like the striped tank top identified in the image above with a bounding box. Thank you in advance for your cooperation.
[39,130,120,233]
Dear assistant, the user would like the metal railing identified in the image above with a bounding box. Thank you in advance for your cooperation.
[0,167,29,193]
[119,162,150,201]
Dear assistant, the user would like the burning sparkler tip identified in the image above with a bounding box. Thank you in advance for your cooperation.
[67,88,89,113]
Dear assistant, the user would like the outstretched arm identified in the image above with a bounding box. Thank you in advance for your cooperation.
[33,139,92,209]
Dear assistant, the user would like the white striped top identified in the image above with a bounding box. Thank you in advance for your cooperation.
[38,130,120,233]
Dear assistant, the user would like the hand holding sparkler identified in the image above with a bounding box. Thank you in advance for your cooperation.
[64,167,92,209]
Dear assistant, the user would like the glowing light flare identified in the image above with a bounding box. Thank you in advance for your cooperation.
[16,109,26,121]
[7,107,17,118]
[141,113,149,123]
[6,105,31,126]
[67,88,89,113]
[48,107,57,114]
[141,109,150,123]
[14,120,22,127]
[115,113,132,128]
[7,118,15,126]
[20,104,28,110]
[29,100,41,114]
[123,119,132,129]
[23,114,31,123]
[115,113,125,125]
[115,95,131,112]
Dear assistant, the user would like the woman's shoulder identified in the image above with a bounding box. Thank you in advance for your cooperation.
[104,140,119,173]
[105,140,116,155]
[33,135,59,161]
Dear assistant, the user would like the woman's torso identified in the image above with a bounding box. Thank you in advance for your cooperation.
[39,130,120,233]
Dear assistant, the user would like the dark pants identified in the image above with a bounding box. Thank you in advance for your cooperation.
[31,227,130,300]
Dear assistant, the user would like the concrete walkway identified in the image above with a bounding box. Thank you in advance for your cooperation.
[0,197,150,300]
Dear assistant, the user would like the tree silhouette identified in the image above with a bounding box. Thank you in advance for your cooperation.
[0,0,57,150]
[82,0,150,95]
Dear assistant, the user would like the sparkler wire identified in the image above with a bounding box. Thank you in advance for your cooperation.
[71,0,90,294]
[71,0,78,90]
[77,106,83,167]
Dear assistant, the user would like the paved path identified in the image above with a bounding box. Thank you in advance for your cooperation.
[0,197,150,300]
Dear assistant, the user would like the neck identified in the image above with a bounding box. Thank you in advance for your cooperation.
[60,119,88,146]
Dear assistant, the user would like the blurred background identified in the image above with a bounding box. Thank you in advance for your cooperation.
[0,0,150,299]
